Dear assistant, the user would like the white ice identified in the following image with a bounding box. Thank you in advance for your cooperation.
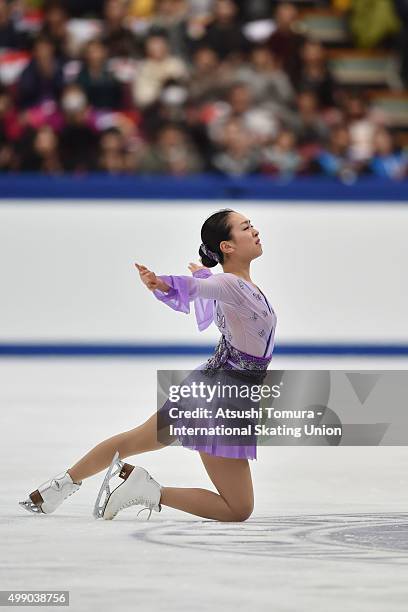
[1,355,408,612]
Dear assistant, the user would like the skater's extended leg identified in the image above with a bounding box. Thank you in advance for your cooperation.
[160,451,254,522]
[19,413,168,515]
[67,413,165,483]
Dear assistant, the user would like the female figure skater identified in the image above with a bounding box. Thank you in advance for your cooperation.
[19,209,277,522]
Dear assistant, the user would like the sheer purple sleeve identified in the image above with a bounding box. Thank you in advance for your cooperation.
[152,269,243,329]
[152,268,214,330]
[152,275,191,314]
[192,268,215,331]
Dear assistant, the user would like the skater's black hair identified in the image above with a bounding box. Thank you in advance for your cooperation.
[199,209,235,268]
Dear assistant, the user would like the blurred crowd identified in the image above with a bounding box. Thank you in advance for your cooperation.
[0,0,408,180]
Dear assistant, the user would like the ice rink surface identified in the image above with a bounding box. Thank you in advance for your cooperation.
[1,355,408,612]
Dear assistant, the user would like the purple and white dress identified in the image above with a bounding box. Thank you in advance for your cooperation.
[153,268,277,460]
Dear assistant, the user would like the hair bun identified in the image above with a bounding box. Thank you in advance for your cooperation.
[199,244,218,268]
[200,242,220,263]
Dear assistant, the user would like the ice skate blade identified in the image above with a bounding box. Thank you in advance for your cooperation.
[93,451,125,520]
[19,500,44,514]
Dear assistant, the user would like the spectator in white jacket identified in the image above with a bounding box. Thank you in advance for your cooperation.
[132,32,188,108]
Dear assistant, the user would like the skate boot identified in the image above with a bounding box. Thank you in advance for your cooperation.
[93,451,162,521]
[19,471,82,514]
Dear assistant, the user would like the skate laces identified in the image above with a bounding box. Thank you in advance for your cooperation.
[114,496,158,520]
[137,506,153,520]
[107,469,161,520]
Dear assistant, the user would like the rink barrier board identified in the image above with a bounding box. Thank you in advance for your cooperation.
[0,176,406,355]
[0,175,408,201]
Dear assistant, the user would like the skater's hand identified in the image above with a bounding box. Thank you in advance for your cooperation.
[188,262,208,274]
[134,263,170,292]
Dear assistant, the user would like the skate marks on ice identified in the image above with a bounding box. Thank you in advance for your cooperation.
[132,513,408,564]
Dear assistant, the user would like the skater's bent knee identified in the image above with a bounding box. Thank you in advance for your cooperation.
[229,503,254,522]
[233,509,253,522]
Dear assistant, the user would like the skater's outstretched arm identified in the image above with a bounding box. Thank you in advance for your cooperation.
[135,262,244,312]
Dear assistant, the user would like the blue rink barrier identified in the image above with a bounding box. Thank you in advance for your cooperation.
[0,343,407,357]
[0,174,407,201]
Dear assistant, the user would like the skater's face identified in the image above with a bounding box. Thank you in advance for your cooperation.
[221,211,262,263]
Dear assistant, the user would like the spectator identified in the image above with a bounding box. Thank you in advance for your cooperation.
[0,0,28,49]
[188,0,214,20]
[132,32,188,108]
[209,82,278,147]
[314,124,366,181]
[188,46,225,104]
[0,133,13,171]
[0,87,15,171]
[138,78,190,137]
[77,39,122,109]
[200,0,248,61]
[342,92,377,163]
[298,39,336,108]
[211,118,260,175]
[18,36,64,110]
[102,0,140,58]
[370,127,408,179]
[148,0,190,59]
[1,0,407,181]
[267,2,305,85]
[41,1,71,61]
[59,84,99,172]
[138,123,203,174]
[230,45,295,108]
[0,86,22,144]
[261,129,303,177]
[18,125,62,173]
[291,90,329,146]
[98,127,132,173]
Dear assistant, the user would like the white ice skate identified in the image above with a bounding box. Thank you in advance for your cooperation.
[93,451,162,521]
[19,471,82,514]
